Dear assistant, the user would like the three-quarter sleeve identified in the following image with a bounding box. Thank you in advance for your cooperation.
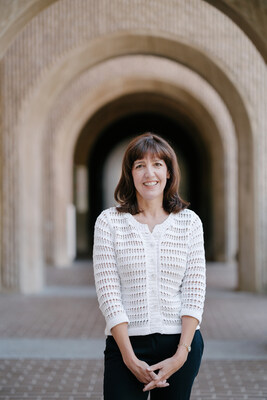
[180,214,206,324]
[93,211,129,333]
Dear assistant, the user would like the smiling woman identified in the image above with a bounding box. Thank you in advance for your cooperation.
[132,156,169,204]
[93,133,206,399]
[114,133,189,216]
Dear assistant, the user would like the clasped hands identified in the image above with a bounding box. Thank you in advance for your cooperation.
[126,350,188,392]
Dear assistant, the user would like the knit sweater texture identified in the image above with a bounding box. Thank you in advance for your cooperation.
[93,207,206,336]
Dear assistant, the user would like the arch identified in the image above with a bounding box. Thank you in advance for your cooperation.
[0,0,58,59]
[17,31,254,292]
[86,107,213,258]
[47,56,236,270]
[204,0,267,64]
[1,0,266,63]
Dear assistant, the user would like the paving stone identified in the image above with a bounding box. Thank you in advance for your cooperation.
[0,359,267,399]
[0,295,105,339]
[0,263,267,399]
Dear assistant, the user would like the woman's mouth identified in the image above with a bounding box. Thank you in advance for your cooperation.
[143,181,158,186]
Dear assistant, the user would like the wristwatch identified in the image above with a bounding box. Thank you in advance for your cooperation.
[179,343,191,353]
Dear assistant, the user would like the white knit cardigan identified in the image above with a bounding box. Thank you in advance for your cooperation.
[93,207,206,336]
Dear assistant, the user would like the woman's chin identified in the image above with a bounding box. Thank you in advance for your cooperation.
[137,192,163,202]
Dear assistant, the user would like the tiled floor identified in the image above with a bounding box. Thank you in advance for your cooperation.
[0,262,267,399]
[1,359,266,400]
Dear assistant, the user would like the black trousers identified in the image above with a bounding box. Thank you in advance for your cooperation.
[104,330,204,400]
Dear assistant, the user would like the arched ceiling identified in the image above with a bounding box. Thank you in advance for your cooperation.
[0,0,265,293]
[0,0,58,58]
[0,0,266,62]
[204,0,267,62]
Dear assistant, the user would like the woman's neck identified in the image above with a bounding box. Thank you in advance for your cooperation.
[134,199,169,232]
[136,196,168,218]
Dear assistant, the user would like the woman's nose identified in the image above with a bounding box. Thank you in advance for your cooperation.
[144,164,154,177]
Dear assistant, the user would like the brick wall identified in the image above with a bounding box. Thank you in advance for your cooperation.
[0,0,266,291]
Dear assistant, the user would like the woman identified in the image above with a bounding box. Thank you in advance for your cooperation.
[93,133,206,399]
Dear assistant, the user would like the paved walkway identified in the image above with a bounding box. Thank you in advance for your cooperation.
[0,262,267,399]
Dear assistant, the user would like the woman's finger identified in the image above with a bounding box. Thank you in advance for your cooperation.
[143,382,156,392]
[156,380,169,388]
[147,363,162,372]
[143,379,167,391]
[143,379,169,392]
[148,370,158,380]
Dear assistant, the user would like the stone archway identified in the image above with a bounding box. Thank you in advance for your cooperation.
[73,88,234,263]
[1,0,266,293]
[86,110,212,259]
[51,62,237,271]
[16,32,254,293]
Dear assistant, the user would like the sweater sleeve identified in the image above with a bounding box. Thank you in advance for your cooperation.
[93,210,129,333]
[180,213,206,324]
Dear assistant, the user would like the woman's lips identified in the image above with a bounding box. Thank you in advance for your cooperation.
[143,181,158,186]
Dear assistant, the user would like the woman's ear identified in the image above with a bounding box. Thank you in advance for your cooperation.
[167,171,170,179]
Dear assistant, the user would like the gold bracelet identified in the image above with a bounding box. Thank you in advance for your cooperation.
[179,343,191,353]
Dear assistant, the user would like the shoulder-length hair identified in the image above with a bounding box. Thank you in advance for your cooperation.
[114,132,189,214]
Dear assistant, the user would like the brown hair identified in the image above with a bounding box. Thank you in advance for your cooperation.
[114,132,189,214]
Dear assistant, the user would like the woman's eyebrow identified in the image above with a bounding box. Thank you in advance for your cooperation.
[133,159,145,164]
[133,157,163,164]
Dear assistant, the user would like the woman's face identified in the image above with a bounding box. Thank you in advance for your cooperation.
[131,153,170,203]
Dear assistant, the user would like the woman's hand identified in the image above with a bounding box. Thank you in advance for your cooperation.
[124,356,158,384]
[110,323,155,384]
[143,348,188,391]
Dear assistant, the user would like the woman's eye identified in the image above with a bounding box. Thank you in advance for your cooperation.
[135,164,143,169]
[155,162,162,167]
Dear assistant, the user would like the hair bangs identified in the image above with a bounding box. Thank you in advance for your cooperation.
[129,135,169,168]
